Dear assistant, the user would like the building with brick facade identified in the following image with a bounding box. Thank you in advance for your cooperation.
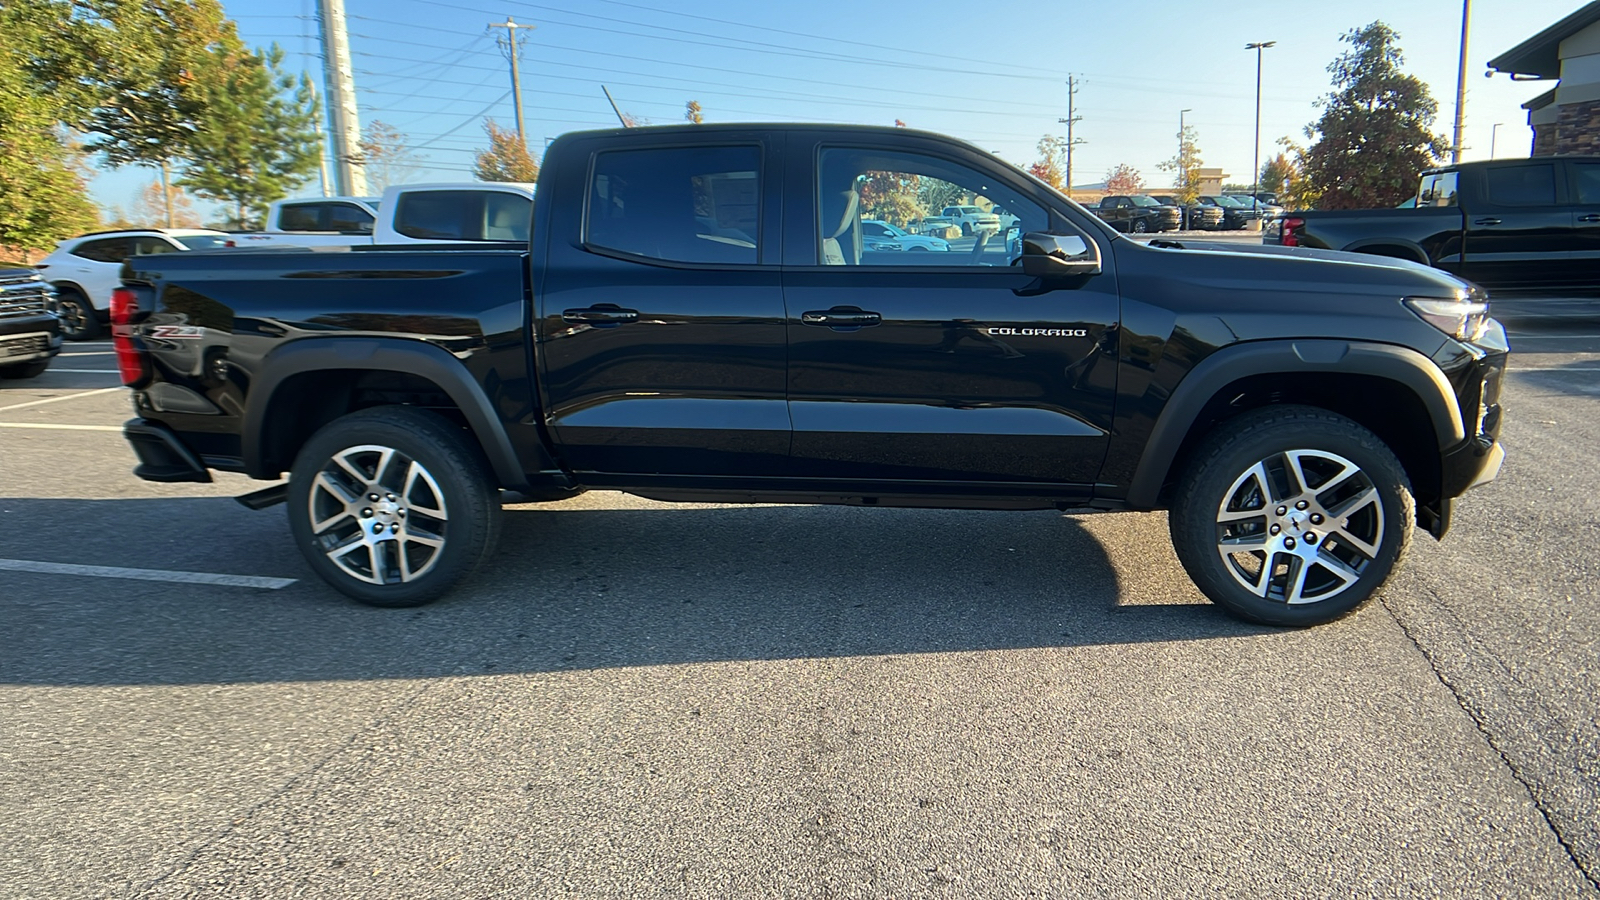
[1489,2,1600,156]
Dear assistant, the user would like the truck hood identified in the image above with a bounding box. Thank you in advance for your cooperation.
[1134,237,1480,299]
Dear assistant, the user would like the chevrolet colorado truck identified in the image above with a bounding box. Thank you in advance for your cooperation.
[1266,156,1600,289]
[115,124,1508,626]
[0,269,61,379]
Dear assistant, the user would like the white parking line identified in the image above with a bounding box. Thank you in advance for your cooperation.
[0,422,121,432]
[0,558,296,590]
[45,368,121,374]
[57,351,114,357]
[0,387,122,412]
[1508,334,1600,339]
[1513,367,1600,372]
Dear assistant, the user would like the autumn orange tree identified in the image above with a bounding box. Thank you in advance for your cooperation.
[1104,163,1144,195]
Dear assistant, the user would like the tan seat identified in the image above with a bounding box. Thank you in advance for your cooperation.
[820,190,860,265]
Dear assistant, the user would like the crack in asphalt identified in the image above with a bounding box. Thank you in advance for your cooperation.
[1381,591,1600,894]
[130,679,441,897]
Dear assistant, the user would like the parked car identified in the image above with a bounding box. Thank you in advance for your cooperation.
[859,219,950,251]
[116,122,1507,627]
[1090,195,1183,233]
[1152,196,1223,230]
[1197,195,1260,230]
[33,229,232,340]
[228,183,536,250]
[941,204,1001,235]
[910,215,961,237]
[1266,156,1600,288]
[1224,192,1285,220]
[0,268,61,379]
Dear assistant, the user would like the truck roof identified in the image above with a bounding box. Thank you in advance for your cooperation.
[1424,155,1600,174]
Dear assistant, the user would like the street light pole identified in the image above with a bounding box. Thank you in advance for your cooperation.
[1245,41,1276,208]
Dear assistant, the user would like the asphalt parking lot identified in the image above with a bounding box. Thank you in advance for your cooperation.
[3,301,1599,898]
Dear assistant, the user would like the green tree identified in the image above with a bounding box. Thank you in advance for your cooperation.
[0,7,97,257]
[1258,152,1293,195]
[178,44,321,229]
[1301,22,1447,209]
[360,119,424,191]
[1158,125,1203,204]
[472,119,540,182]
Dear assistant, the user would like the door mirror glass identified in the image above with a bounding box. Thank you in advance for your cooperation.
[1021,232,1101,278]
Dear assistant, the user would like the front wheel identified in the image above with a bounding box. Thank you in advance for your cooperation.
[1169,406,1413,626]
[1131,218,1150,234]
[287,405,502,607]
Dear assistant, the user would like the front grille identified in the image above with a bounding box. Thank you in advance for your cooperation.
[0,271,52,320]
[0,332,50,359]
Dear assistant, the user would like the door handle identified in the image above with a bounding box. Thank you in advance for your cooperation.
[1580,214,1600,223]
[562,305,638,325]
[801,307,882,329]
[1473,217,1502,226]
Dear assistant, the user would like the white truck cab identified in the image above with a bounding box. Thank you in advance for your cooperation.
[230,183,536,248]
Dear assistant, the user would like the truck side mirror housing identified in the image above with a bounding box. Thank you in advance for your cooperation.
[1021,232,1101,278]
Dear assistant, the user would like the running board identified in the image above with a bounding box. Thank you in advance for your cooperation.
[235,484,288,510]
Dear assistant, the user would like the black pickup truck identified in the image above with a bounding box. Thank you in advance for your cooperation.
[1089,195,1182,233]
[115,124,1508,626]
[1267,156,1600,289]
[0,269,61,379]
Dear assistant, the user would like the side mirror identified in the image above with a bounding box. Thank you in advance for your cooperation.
[1021,232,1101,279]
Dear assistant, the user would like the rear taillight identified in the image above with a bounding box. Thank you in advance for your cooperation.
[110,286,149,386]
[1280,216,1305,247]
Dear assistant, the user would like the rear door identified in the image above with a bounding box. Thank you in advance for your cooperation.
[1462,161,1573,287]
[534,131,790,480]
[780,131,1119,495]
[1565,159,1600,279]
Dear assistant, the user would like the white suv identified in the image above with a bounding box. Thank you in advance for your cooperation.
[34,229,231,340]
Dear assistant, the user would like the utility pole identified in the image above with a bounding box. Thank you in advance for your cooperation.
[489,17,533,148]
[1246,41,1276,209]
[1178,108,1192,185]
[316,0,366,196]
[1452,0,1471,163]
[1056,75,1085,195]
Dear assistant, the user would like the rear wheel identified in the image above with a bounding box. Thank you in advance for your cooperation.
[1169,406,1413,626]
[287,406,501,607]
[55,289,99,341]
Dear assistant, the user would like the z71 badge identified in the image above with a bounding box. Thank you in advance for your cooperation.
[148,325,205,339]
[987,327,1089,337]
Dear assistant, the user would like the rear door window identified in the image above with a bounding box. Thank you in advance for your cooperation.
[1486,164,1557,206]
[133,237,179,256]
[327,203,375,234]
[586,145,761,265]
[394,191,532,242]
[72,238,134,263]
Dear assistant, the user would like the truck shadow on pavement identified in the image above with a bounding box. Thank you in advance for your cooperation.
[0,496,1269,686]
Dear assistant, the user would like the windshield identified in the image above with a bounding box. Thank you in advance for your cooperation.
[173,235,232,250]
[1211,196,1243,208]
[1129,196,1160,207]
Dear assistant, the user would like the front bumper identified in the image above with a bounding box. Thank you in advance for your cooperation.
[0,327,61,366]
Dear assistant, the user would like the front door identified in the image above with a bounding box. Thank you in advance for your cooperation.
[781,138,1119,493]
[536,138,790,479]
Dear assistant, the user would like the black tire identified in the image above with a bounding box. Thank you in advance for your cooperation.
[1131,218,1150,234]
[54,288,100,341]
[287,405,502,607]
[0,359,50,379]
[961,222,972,236]
[1169,405,1413,627]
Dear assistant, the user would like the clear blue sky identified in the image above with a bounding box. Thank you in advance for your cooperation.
[88,0,1580,212]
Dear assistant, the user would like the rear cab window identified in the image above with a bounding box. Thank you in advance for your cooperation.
[394,191,532,242]
[585,145,761,265]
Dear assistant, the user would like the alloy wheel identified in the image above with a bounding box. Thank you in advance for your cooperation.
[1213,449,1384,604]
[58,298,89,338]
[307,444,449,585]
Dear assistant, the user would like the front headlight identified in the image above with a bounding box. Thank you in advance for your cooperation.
[1405,296,1490,342]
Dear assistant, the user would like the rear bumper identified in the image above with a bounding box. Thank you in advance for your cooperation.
[124,418,212,483]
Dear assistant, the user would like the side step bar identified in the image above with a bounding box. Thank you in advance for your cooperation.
[236,484,288,510]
